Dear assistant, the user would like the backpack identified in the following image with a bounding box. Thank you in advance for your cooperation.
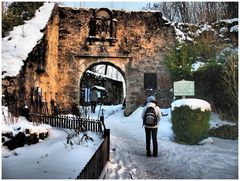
[143,106,158,127]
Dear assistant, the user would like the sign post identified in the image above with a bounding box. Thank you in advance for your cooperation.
[174,80,195,99]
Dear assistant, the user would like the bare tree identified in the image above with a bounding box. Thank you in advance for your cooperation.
[175,2,191,23]
[143,2,238,23]
[221,2,238,19]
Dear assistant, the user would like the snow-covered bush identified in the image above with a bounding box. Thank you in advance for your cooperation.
[171,99,211,145]
[63,129,102,148]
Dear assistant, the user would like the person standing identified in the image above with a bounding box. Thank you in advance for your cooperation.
[90,87,98,113]
[142,96,162,157]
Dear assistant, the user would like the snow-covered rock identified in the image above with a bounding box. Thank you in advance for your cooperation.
[198,137,214,145]
[173,18,238,44]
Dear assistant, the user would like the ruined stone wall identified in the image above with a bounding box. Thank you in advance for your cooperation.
[12,5,175,115]
[56,7,175,115]
[16,5,60,114]
[38,5,60,107]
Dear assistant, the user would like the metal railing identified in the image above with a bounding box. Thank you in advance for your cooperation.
[77,129,110,179]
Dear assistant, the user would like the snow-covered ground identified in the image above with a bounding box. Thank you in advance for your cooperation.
[2,104,238,179]
[2,107,103,179]
[102,105,238,179]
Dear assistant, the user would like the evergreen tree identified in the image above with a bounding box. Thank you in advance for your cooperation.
[164,43,196,81]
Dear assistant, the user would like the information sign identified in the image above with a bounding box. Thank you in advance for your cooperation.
[174,80,195,96]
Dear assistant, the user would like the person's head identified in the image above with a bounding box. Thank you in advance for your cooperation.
[147,96,156,103]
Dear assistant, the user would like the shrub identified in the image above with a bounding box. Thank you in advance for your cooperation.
[219,53,238,120]
[172,105,210,145]
[71,103,81,116]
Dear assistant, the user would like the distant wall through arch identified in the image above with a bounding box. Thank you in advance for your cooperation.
[79,61,126,106]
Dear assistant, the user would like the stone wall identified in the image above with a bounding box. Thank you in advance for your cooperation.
[11,5,176,116]
[2,77,19,115]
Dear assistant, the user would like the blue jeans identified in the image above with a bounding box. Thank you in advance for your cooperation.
[145,127,158,156]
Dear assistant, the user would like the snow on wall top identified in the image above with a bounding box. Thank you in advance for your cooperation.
[171,98,211,112]
[2,2,55,78]
[173,18,238,43]
[219,18,238,24]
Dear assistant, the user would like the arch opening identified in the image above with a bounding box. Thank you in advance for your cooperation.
[79,62,126,107]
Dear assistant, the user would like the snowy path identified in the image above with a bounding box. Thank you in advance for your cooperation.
[99,106,238,179]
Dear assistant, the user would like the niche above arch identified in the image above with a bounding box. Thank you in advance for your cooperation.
[87,8,118,45]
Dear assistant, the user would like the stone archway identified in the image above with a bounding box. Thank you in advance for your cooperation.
[58,55,132,115]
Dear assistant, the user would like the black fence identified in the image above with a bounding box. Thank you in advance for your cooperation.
[30,114,103,132]
[30,113,110,179]
[77,129,110,179]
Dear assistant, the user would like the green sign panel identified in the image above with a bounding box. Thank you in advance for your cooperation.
[174,80,195,96]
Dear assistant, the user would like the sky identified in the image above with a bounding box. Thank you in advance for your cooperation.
[61,1,151,10]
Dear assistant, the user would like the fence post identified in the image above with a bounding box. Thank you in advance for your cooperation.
[104,129,110,161]
[100,109,106,132]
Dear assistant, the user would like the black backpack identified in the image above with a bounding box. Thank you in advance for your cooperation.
[143,106,157,126]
